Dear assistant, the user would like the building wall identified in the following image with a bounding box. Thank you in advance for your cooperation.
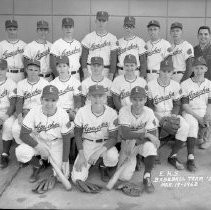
[0,0,210,46]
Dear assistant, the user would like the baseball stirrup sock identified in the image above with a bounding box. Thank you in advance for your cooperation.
[144,155,155,174]
[2,140,12,155]
[170,139,183,157]
[187,137,196,155]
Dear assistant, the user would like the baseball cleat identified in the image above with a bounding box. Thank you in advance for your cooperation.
[143,177,155,193]
[186,159,196,172]
[168,156,184,170]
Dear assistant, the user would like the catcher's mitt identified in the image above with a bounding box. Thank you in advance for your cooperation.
[115,182,144,197]
[160,116,180,136]
[32,175,57,194]
[75,180,103,193]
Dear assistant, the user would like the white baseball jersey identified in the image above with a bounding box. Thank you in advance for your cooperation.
[74,104,118,141]
[81,76,112,104]
[17,78,49,110]
[0,78,16,113]
[81,31,117,66]
[181,78,211,116]
[50,38,82,72]
[111,75,147,107]
[146,39,171,71]
[119,105,158,135]
[23,40,52,75]
[172,41,194,72]
[0,40,26,70]
[117,36,146,68]
[148,79,182,117]
[22,106,73,140]
[50,76,81,110]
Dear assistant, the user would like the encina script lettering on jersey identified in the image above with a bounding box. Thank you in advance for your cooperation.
[118,43,138,55]
[35,121,60,132]
[0,89,8,98]
[90,41,111,51]
[59,85,74,96]
[189,87,210,101]
[172,49,182,56]
[24,88,42,99]
[131,122,147,131]
[154,92,175,104]
[61,47,81,57]
[84,122,108,133]
[120,91,130,99]
[147,47,161,56]
[34,48,50,60]
[2,48,24,59]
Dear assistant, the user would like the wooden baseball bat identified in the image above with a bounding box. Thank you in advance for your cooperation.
[30,132,72,191]
[48,155,72,191]
[106,159,130,190]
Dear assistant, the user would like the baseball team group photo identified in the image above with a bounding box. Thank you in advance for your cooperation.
[0,0,211,209]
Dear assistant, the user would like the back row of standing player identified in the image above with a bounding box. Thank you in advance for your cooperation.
[1,10,211,85]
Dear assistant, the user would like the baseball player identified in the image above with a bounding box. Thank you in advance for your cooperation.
[194,26,211,80]
[117,16,147,78]
[117,86,159,194]
[81,56,112,106]
[147,55,190,170]
[0,20,26,83]
[71,85,119,191]
[170,22,194,83]
[146,20,171,82]
[12,59,49,146]
[0,59,17,169]
[50,55,81,120]
[181,57,211,170]
[50,17,82,81]
[81,11,117,81]
[23,20,53,81]
[15,85,73,192]
[111,54,147,111]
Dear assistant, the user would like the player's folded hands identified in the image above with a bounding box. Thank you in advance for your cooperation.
[35,143,49,159]
[88,149,103,165]
[75,151,87,172]
[61,162,70,179]
[145,133,160,149]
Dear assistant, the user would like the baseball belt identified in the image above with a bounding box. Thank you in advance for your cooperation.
[84,138,108,143]
[8,68,24,73]
[87,63,110,68]
[147,69,159,74]
[39,73,52,78]
[173,71,184,74]
[118,67,140,71]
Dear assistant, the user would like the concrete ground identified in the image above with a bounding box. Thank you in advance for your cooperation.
[0,140,211,210]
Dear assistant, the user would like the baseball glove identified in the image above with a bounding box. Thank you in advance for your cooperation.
[32,175,57,194]
[160,116,180,136]
[115,182,144,197]
[75,180,103,193]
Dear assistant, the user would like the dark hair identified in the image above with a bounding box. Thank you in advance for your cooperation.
[198,26,211,34]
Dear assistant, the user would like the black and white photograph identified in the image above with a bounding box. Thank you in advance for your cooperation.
[0,0,211,209]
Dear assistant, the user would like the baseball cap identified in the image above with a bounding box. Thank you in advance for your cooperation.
[170,22,183,30]
[42,85,59,100]
[147,20,160,28]
[62,17,74,27]
[124,16,135,28]
[27,59,40,68]
[0,59,8,70]
[88,85,105,96]
[91,57,104,66]
[96,11,109,21]
[160,55,173,71]
[130,86,147,99]
[37,20,49,29]
[56,56,69,66]
[124,54,137,65]
[5,20,18,28]
[193,57,207,67]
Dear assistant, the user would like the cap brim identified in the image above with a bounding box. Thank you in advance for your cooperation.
[27,62,40,67]
[42,94,59,100]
